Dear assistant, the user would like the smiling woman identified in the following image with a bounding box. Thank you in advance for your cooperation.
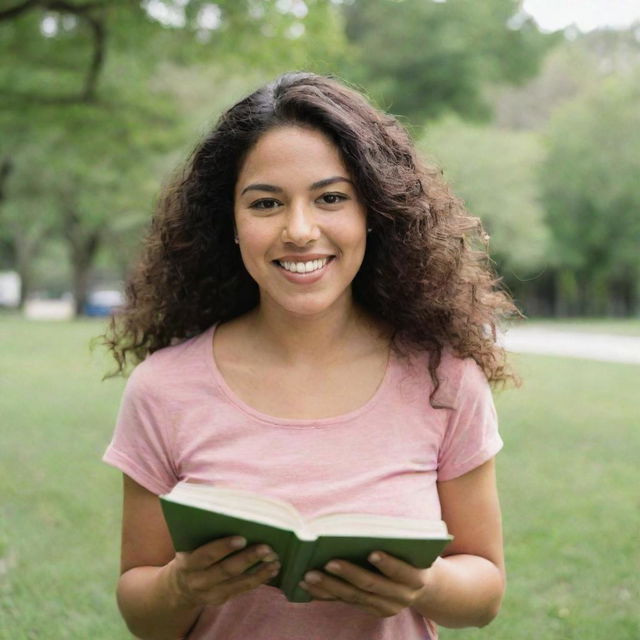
[100,72,518,640]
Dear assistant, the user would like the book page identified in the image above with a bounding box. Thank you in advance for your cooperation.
[163,482,308,533]
[307,512,449,539]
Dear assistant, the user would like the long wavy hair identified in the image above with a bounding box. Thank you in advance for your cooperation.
[102,71,520,397]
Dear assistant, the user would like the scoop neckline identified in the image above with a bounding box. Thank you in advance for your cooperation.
[203,322,396,427]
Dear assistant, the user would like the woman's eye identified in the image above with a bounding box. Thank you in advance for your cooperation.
[250,198,280,210]
[319,193,347,205]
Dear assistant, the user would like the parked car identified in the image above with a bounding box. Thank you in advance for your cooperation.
[83,289,124,317]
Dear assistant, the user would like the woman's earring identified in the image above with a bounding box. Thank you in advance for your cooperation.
[234,235,239,244]
[367,228,372,234]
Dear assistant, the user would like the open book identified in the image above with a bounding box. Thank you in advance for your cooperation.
[160,482,453,603]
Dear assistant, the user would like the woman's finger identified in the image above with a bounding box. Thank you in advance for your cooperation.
[365,552,427,591]
[218,560,282,599]
[210,543,279,582]
[181,536,250,571]
[298,580,337,601]
[186,559,281,606]
[319,558,418,604]
[301,571,405,617]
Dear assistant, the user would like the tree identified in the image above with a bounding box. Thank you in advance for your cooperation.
[339,0,553,123]
[492,26,640,131]
[0,0,348,313]
[492,41,595,131]
[0,1,347,107]
[418,116,549,312]
[540,72,640,316]
[0,152,56,307]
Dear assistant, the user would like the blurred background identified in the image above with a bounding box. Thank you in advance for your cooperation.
[1,1,638,639]
[1,0,639,320]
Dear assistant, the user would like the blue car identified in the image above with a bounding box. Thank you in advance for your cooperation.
[84,290,124,317]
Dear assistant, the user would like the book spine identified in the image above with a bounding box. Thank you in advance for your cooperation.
[281,538,316,603]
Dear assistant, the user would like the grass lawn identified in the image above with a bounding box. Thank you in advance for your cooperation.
[0,318,638,639]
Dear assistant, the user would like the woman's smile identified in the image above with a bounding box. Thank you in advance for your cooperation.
[273,255,336,283]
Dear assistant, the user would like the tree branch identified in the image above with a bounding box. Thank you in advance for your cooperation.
[45,1,107,15]
[0,0,109,103]
[0,157,14,204]
[0,0,105,22]
[0,0,40,22]
[81,12,106,102]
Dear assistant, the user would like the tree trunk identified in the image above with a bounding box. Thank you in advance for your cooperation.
[589,274,609,317]
[71,257,90,316]
[0,156,13,204]
[555,269,578,318]
[62,204,103,317]
[16,246,33,310]
[70,232,101,317]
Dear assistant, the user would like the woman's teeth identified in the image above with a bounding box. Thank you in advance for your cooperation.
[277,257,331,274]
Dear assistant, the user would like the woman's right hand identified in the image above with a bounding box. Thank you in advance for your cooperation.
[167,536,281,608]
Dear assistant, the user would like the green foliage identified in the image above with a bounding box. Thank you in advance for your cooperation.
[488,29,640,315]
[1,9,91,103]
[3,1,637,318]
[0,0,349,310]
[418,116,549,278]
[540,71,640,314]
[340,0,553,123]
[0,1,347,105]
[491,41,597,130]
[492,26,640,131]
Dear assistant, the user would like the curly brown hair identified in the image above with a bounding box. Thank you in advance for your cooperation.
[102,71,520,397]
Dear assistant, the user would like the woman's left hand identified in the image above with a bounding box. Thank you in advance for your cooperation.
[299,551,430,618]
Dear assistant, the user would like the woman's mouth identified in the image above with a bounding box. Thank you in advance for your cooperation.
[276,256,334,274]
[273,256,335,283]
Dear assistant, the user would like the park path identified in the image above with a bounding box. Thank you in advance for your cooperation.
[501,327,640,365]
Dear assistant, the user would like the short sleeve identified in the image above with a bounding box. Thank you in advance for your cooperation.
[437,358,503,482]
[102,363,178,495]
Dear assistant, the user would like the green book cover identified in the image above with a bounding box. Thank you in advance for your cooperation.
[160,483,453,604]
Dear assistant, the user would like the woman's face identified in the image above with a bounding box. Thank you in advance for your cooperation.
[233,125,368,318]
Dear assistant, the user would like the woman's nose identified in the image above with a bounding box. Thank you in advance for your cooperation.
[281,201,320,245]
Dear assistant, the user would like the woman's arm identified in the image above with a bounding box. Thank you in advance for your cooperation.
[294,458,504,627]
[410,458,505,627]
[116,474,281,640]
[116,474,202,639]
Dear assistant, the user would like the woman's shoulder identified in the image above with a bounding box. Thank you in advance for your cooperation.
[127,325,215,391]
[394,337,473,372]
[394,340,488,408]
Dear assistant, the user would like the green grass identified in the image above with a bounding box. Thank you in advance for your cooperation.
[1,318,638,639]
[440,354,639,639]
[0,318,126,639]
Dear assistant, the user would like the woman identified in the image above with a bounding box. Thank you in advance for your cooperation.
[102,71,517,640]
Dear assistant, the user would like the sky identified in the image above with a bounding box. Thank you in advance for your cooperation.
[522,0,640,32]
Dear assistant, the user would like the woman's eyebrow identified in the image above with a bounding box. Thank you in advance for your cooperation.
[240,183,282,196]
[309,176,353,190]
[240,176,353,197]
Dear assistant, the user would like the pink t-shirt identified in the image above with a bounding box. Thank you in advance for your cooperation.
[103,323,502,640]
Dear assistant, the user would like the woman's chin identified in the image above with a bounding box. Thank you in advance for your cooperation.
[261,291,353,319]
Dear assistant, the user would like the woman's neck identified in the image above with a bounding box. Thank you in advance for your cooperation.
[244,302,383,368]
